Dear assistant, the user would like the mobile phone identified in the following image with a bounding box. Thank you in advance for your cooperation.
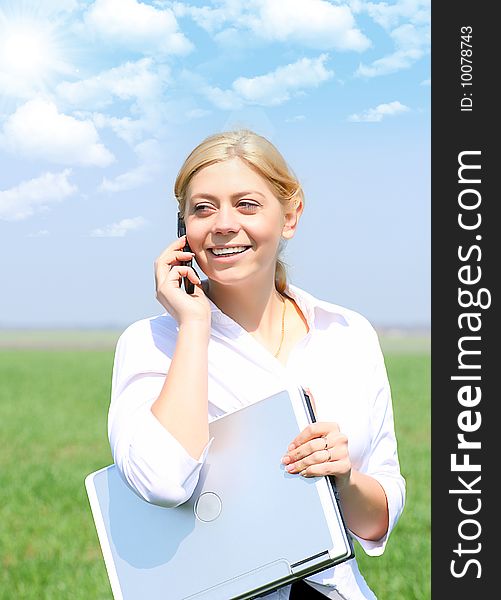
[177,212,197,294]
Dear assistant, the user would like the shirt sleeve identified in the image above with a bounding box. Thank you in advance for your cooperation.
[108,321,213,509]
[351,328,406,556]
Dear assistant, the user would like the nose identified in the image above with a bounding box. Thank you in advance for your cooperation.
[212,204,240,235]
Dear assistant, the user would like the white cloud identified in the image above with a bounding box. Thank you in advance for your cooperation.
[57,58,169,111]
[173,0,370,51]
[348,100,410,122]
[0,169,77,221]
[355,2,430,77]
[356,22,429,77]
[421,78,431,86]
[170,1,238,34]
[84,0,193,55]
[0,72,47,103]
[27,229,50,237]
[365,0,430,30]
[90,216,147,237]
[99,165,153,193]
[234,54,333,105]
[186,108,212,119]
[250,0,370,51]
[203,54,333,109]
[202,86,244,111]
[93,114,151,146]
[99,138,166,193]
[1,98,115,167]
[57,58,171,145]
[37,0,80,15]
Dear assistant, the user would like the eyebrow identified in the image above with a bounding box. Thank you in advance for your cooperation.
[189,191,266,202]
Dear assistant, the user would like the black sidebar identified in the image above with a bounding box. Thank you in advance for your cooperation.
[432,2,497,598]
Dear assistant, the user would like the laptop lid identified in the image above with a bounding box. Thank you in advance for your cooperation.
[85,387,354,600]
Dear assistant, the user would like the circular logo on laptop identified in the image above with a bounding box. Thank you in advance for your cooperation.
[194,492,222,522]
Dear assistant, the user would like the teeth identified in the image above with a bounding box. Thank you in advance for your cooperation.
[212,246,249,256]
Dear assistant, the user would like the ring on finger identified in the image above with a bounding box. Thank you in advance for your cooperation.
[325,448,332,462]
[322,436,328,451]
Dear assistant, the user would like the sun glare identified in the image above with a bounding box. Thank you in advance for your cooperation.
[2,26,54,75]
[0,11,74,101]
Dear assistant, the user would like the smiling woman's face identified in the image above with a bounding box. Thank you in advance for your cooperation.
[185,157,299,287]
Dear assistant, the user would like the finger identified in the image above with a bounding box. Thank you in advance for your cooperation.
[300,457,351,479]
[285,432,349,473]
[155,250,196,285]
[158,236,187,257]
[285,448,331,474]
[174,249,196,258]
[299,461,335,478]
[282,435,330,465]
[157,265,195,293]
[156,236,191,260]
[185,266,202,284]
[170,250,197,267]
[287,422,339,453]
[156,249,195,269]
[165,265,201,285]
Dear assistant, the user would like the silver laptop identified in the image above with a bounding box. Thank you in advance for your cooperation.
[85,387,354,600]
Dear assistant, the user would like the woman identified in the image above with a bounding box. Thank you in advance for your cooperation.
[108,129,405,599]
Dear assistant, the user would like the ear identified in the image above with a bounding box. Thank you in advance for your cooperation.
[281,199,304,240]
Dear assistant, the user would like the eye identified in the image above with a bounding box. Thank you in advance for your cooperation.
[193,201,259,214]
[239,201,259,211]
[193,204,213,213]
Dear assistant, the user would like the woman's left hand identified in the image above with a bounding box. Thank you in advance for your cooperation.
[281,421,352,490]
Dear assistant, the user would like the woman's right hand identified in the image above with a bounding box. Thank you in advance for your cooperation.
[154,235,211,326]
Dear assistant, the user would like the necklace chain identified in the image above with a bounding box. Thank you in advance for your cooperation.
[274,294,287,358]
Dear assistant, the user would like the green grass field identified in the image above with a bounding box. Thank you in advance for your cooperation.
[0,335,430,599]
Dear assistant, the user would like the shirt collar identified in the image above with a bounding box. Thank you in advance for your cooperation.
[286,283,348,330]
[207,281,347,330]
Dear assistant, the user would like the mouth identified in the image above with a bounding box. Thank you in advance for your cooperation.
[209,245,252,259]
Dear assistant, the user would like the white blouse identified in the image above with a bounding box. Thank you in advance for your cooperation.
[108,283,406,600]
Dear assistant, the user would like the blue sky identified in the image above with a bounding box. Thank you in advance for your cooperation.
[0,0,430,328]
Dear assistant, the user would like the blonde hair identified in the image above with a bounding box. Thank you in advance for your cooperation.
[174,129,304,293]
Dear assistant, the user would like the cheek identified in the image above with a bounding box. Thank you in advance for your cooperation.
[186,222,206,251]
[249,219,282,243]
